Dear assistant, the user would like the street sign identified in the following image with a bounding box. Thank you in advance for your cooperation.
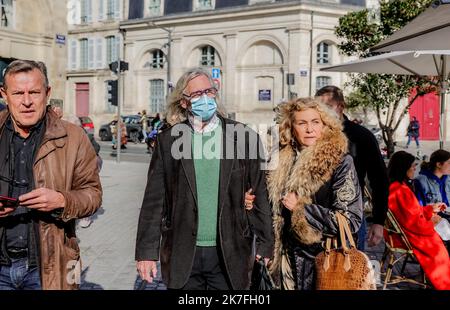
[212,68,220,79]
[299,68,309,77]
[55,34,66,45]
[258,89,271,101]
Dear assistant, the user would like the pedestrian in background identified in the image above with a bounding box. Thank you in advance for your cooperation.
[406,116,420,148]
[414,150,450,209]
[140,110,148,143]
[315,85,389,250]
[387,151,450,290]
[135,68,273,290]
[0,60,102,289]
[111,116,127,150]
[151,112,161,130]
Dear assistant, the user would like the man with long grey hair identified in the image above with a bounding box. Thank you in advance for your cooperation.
[135,68,274,290]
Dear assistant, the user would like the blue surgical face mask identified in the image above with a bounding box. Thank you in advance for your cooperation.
[190,95,217,121]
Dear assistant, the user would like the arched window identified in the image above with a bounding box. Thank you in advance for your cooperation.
[316,76,331,91]
[151,50,165,69]
[201,45,216,66]
[317,42,330,64]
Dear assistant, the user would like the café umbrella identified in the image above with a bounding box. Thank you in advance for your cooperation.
[369,2,450,148]
[321,50,450,148]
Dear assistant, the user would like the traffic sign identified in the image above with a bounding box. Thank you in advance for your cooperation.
[212,68,220,79]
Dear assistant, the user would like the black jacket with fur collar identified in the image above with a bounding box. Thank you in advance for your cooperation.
[267,127,363,280]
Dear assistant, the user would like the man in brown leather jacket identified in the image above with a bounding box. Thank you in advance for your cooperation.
[0,60,102,290]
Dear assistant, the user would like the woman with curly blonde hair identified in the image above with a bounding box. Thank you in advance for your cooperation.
[265,97,363,289]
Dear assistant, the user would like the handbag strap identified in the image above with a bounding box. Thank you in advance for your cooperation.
[336,212,356,272]
[322,212,356,272]
[323,237,332,271]
[336,212,356,249]
[337,213,349,252]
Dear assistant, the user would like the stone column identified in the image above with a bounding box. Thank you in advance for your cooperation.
[224,31,237,115]
[286,26,301,99]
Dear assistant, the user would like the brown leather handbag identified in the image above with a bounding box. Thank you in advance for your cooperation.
[315,212,377,290]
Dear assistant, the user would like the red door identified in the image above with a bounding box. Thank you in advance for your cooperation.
[75,83,90,117]
[409,90,439,141]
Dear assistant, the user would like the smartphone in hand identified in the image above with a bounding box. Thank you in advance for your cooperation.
[0,195,19,210]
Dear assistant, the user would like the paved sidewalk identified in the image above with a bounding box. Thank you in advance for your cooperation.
[77,159,166,290]
[392,139,449,161]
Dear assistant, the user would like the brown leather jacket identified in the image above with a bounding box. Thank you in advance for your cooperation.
[0,109,102,289]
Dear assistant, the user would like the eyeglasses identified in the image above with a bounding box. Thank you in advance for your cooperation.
[182,87,217,101]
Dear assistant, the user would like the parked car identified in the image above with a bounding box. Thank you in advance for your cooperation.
[79,116,95,135]
[99,115,153,143]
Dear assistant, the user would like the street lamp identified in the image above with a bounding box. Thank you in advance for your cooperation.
[149,22,173,98]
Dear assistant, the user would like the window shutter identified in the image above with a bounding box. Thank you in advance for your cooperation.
[98,0,104,21]
[87,0,92,23]
[96,37,104,68]
[67,0,76,25]
[111,36,118,62]
[114,0,121,20]
[70,39,77,70]
[88,37,95,69]
[115,35,121,61]
[74,0,81,24]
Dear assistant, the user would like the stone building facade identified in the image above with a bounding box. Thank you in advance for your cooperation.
[121,0,365,126]
[66,0,124,122]
[65,0,365,133]
[0,0,67,105]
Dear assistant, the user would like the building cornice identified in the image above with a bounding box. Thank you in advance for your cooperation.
[0,28,53,43]
[66,69,112,77]
[69,22,120,35]
[120,0,362,30]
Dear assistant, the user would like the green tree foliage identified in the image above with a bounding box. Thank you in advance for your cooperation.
[335,0,434,157]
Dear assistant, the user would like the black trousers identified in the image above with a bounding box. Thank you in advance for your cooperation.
[181,246,231,290]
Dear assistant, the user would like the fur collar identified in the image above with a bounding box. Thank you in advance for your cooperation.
[267,126,348,274]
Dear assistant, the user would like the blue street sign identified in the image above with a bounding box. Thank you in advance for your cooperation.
[55,34,66,45]
[212,68,220,79]
[259,89,271,101]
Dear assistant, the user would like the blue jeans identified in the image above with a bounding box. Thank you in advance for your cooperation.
[406,135,419,147]
[357,216,367,251]
[0,258,41,290]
